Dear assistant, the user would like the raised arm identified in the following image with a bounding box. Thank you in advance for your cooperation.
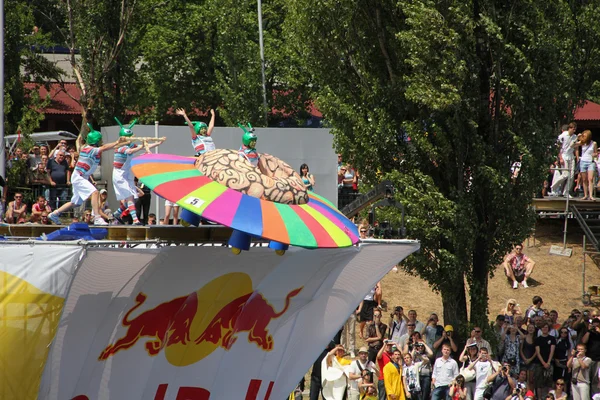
[176,108,196,138]
[206,109,215,137]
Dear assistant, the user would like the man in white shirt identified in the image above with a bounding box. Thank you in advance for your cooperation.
[347,347,378,400]
[432,343,459,400]
[551,122,578,197]
[468,347,496,400]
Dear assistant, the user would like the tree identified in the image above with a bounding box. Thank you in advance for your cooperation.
[4,0,58,137]
[285,0,600,329]
[131,0,315,127]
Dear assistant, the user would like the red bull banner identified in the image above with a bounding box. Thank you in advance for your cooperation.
[24,241,418,399]
[0,245,84,400]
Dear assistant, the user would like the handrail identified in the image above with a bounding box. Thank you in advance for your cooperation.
[571,204,599,250]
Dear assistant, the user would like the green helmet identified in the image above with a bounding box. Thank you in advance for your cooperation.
[115,117,137,137]
[186,121,208,135]
[238,122,257,148]
[86,123,103,145]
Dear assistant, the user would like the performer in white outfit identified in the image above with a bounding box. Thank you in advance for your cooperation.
[111,118,164,225]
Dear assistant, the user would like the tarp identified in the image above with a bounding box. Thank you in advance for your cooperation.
[1,241,419,400]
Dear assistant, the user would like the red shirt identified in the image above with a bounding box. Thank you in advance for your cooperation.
[377,351,392,381]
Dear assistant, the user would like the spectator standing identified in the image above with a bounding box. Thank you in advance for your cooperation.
[567,343,591,400]
[551,122,577,197]
[468,327,494,358]
[358,282,382,339]
[553,328,571,383]
[5,193,27,223]
[377,341,395,400]
[47,150,71,209]
[468,347,494,400]
[398,322,417,352]
[486,362,516,400]
[403,352,423,400]
[28,144,41,171]
[412,336,434,400]
[459,343,479,400]
[519,324,537,389]
[434,325,458,358]
[503,245,536,289]
[310,346,329,400]
[425,313,444,351]
[347,347,378,400]
[448,375,468,400]
[383,349,406,400]
[30,157,51,199]
[163,200,180,225]
[501,324,522,376]
[525,296,544,324]
[432,344,459,400]
[534,322,556,399]
[299,163,315,191]
[135,178,152,225]
[573,130,597,200]
[366,310,387,363]
[389,306,408,343]
[322,345,352,400]
[581,317,600,397]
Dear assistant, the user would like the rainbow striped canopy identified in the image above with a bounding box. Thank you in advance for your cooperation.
[131,153,359,248]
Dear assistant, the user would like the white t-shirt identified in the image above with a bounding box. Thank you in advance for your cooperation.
[404,362,423,392]
[558,131,577,160]
[475,361,492,390]
[347,359,377,391]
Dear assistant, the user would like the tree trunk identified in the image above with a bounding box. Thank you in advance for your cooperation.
[470,238,489,327]
[441,279,468,338]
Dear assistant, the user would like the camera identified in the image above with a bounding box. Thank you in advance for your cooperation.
[409,382,416,391]
[514,389,521,395]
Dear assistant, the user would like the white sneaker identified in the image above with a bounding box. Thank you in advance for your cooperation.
[513,281,518,289]
[565,194,574,199]
[521,280,529,288]
[94,217,108,226]
[549,192,559,197]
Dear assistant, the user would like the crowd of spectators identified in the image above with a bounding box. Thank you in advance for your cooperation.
[310,293,600,400]
[546,122,600,200]
[0,141,159,225]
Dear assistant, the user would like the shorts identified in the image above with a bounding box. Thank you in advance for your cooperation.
[580,160,596,172]
[165,199,179,207]
[70,173,97,206]
[112,168,138,201]
[532,363,553,388]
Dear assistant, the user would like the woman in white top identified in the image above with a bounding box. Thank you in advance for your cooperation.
[574,130,597,200]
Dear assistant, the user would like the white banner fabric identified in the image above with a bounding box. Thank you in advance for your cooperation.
[0,244,84,400]
[39,241,419,400]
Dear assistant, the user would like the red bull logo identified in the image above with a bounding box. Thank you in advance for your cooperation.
[98,272,302,366]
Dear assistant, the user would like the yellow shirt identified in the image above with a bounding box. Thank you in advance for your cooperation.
[383,362,406,400]
[337,355,352,366]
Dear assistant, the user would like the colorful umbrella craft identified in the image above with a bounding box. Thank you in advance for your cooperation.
[131,151,359,253]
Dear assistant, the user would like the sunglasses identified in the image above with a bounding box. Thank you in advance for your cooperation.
[474,330,481,333]
[360,230,367,233]
[556,383,564,387]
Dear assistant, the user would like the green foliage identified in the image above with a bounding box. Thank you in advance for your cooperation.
[286,0,600,327]
[4,0,58,136]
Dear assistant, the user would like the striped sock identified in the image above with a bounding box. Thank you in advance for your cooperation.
[127,201,139,223]
[114,205,127,219]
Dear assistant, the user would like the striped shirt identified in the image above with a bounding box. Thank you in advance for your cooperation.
[239,145,259,167]
[192,134,215,156]
[74,145,101,178]
[113,143,135,169]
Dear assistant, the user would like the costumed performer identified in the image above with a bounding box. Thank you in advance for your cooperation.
[49,124,125,226]
[321,344,352,400]
[175,108,216,156]
[238,122,259,167]
[111,117,165,225]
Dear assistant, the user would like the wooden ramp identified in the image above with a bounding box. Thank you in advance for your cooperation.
[532,196,600,212]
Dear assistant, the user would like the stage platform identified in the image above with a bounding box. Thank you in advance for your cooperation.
[0,224,248,243]
[533,197,600,212]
